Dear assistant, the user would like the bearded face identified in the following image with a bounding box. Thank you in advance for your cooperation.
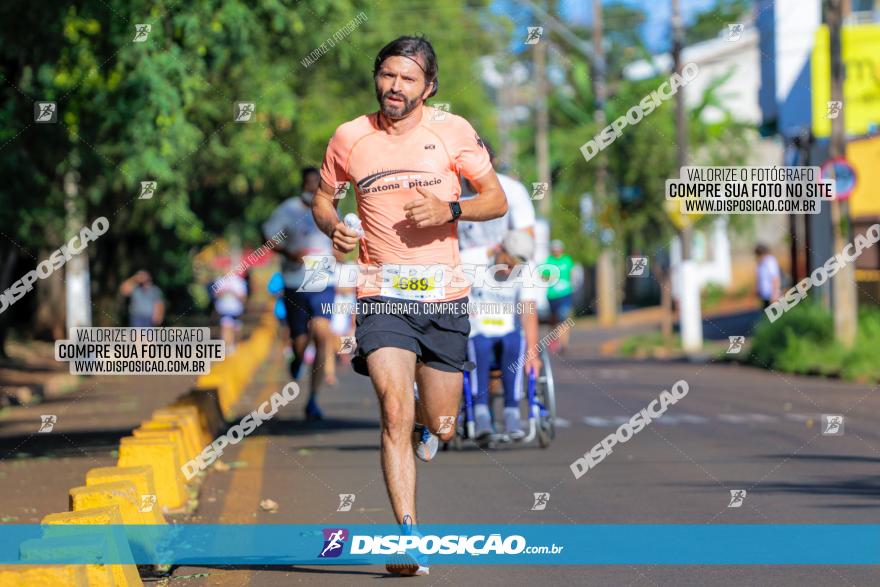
[374,55,432,120]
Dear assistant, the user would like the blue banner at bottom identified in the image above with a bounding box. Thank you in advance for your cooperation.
[0,525,878,565]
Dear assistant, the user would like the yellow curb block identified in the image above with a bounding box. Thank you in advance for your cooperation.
[117,438,187,510]
[195,320,277,421]
[42,504,122,526]
[85,467,167,525]
[138,420,198,463]
[152,407,207,453]
[224,356,249,395]
[69,482,161,561]
[173,389,224,440]
[155,405,210,446]
[41,506,142,586]
[70,481,155,526]
[0,564,90,586]
[196,372,238,421]
[18,535,119,586]
[131,428,189,474]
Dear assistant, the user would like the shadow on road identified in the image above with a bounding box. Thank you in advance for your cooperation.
[261,416,377,437]
[750,477,880,501]
[684,453,880,502]
[0,427,129,457]
[699,310,763,340]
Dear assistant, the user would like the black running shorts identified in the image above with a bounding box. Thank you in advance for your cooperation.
[351,296,470,377]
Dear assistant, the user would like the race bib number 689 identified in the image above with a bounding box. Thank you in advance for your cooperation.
[380,265,446,301]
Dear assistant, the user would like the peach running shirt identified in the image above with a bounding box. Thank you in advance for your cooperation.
[320,106,492,301]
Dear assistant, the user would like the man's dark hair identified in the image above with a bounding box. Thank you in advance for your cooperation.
[301,166,319,185]
[481,138,495,162]
[754,243,769,256]
[373,36,439,98]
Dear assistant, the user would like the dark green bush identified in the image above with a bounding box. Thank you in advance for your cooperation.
[749,301,880,381]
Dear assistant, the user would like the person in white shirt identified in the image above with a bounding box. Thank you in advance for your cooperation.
[467,230,541,441]
[754,244,781,308]
[457,141,536,262]
[263,167,336,420]
[213,273,248,352]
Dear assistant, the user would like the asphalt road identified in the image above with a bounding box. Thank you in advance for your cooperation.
[173,321,880,586]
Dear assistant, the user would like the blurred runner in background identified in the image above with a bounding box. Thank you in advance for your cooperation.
[267,271,293,362]
[119,270,164,327]
[213,272,248,352]
[754,243,781,308]
[544,240,574,353]
[263,167,335,421]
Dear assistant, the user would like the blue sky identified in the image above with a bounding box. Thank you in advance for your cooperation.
[558,0,720,52]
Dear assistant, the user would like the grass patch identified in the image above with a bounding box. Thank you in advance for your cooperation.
[701,283,726,311]
[619,332,681,358]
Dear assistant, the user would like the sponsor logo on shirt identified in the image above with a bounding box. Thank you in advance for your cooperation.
[357,169,442,194]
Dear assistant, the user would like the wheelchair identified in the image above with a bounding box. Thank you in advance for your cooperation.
[444,346,556,450]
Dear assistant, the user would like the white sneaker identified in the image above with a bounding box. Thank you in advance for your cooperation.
[413,424,438,462]
[504,407,526,441]
[385,553,430,576]
[474,404,493,439]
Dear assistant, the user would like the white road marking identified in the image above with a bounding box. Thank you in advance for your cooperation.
[678,414,710,424]
[597,368,630,380]
[579,413,791,428]
[583,417,613,427]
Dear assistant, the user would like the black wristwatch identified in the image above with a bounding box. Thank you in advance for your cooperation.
[448,201,462,223]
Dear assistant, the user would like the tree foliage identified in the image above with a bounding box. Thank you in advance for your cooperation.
[0,0,498,336]
[686,0,751,45]
[533,3,752,267]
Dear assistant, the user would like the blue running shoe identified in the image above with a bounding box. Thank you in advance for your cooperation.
[304,397,323,421]
[412,424,438,462]
[386,514,429,576]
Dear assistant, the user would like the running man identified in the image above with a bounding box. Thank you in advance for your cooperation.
[263,167,336,420]
[312,36,508,576]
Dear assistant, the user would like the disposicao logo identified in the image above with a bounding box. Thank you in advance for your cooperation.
[319,528,349,558]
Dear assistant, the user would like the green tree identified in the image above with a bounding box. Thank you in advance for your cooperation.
[686,0,751,45]
[0,0,500,352]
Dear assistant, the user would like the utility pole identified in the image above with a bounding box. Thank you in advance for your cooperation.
[672,0,702,352]
[534,11,551,217]
[827,0,857,347]
[498,67,517,173]
[64,148,92,332]
[593,0,617,326]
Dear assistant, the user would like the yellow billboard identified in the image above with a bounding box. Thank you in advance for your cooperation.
[848,135,880,218]
[812,24,880,138]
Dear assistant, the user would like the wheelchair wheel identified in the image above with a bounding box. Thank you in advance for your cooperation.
[536,347,557,448]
